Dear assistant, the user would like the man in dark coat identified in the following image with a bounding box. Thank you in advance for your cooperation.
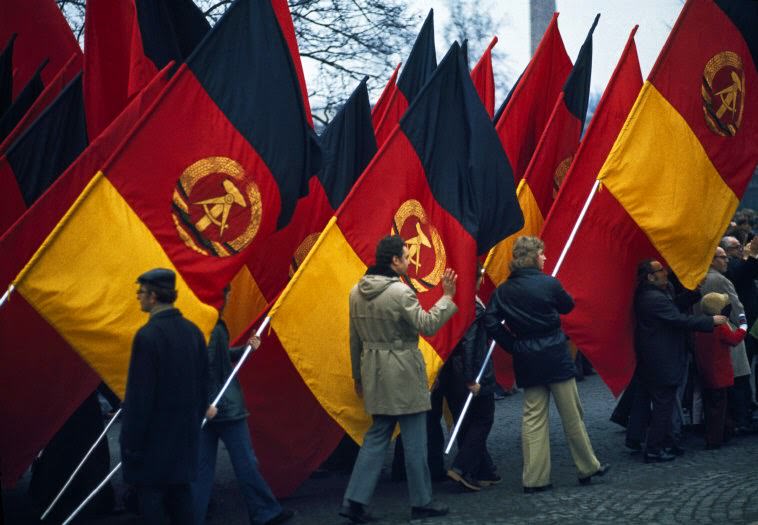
[120,268,209,524]
[446,264,499,492]
[630,259,725,463]
[192,284,294,525]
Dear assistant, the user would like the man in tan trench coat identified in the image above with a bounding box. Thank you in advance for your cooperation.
[339,235,458,523]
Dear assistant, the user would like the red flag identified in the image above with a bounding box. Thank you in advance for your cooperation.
[371,62,400,131]
[372,10,436,147]
[0,69,170,487]
[540,27,645,396]
[0,53,81,157]
[470,37,497,118]
[83,0,210,138]
[494,13,571,183]
[0,0,82,96]
[232,80,378,496]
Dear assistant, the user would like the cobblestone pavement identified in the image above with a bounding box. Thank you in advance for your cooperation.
[4,374,758,524]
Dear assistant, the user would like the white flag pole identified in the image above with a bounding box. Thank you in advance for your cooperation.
[41,409,123,520]
[62,317,271,524]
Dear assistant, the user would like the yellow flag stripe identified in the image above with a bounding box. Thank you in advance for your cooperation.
[597,82,738,288]
[15,174,218,397]
[224,265,268,341]
[484,180,545,286]
[270,220,443,444]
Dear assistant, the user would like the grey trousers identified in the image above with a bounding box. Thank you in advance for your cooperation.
[343,412,432,507]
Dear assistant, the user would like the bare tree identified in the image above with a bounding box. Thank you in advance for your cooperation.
[56,0,419,127]
[443,0,512,104]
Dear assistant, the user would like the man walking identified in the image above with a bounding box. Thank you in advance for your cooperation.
[340,235,457,522]
[120,268,209,524]
[192,284,294,525]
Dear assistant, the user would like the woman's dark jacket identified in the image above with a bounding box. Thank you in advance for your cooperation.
[206,320,249,423]
[120,308,208,484]
[484,268,576,388]
[448,298,495,395]
[634,282,714,386]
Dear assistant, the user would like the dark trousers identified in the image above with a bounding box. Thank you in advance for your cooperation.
[450,392,496,478]
[138,483,193,525]
[630,380,677,452]
[729,375,753,428]
[703,387,728,446]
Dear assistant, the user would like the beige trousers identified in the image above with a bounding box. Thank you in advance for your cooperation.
[522,378,601,488]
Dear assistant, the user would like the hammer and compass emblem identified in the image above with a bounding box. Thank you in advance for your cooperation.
[702,51,745,137]
[172,157,262,257]
[391,199,446,293]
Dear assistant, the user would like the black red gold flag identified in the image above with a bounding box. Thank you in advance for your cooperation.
[372,10,436,146]
[265,42,522,448]
[0,68,170,487]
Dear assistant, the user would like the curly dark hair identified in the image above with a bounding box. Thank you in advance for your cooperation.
[375,235,405,268]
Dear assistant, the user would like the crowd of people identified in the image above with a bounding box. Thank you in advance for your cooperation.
[25,211,758,524]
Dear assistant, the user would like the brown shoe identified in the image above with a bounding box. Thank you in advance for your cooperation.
[447,469,481,491]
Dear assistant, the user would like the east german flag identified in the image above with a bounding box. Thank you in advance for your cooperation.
[494,12,571,183]
[371,63,400,130]
[0,70,170,487]
[8,0,319,406]
[540,27,647,395]
[471,37,498,118]
[0,73,88,234]
[266,42,522,443]
[484,15,597,299]
[0,53,81,156]
[597,0,758,290]
[372,9,437,147]
[483,16,597,389]
[0,61,44,141]
[83,0,210,137]
[232,80,378,496]
[0,0,82,96]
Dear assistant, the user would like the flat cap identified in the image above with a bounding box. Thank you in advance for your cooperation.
[137,268,176,290]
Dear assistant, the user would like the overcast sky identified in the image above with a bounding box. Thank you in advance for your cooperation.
[410,0,684,99]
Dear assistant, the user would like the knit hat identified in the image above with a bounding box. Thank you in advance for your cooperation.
[700,292,729,315]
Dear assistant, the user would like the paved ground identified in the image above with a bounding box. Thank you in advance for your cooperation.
[4,374,758,524]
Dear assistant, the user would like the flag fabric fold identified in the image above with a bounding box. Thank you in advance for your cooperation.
[8,0,319,440]
[0,0,82,96]
[0,34,15,116]
[83,0,211,138]
[0,73,88,233]
[597,0,757,290]
[0,67,170,487]
[540,26,646,396]
[494,12,571,183]
[371,63,401,131]
[372,10,436,147]
[0,61,45,141]
[470,36,498,118]
[267,42,521,446]
[233,79,378,496]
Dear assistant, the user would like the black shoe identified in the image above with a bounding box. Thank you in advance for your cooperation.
[476,473,503,487]
[644,450,676,463]
[704,443,721,450]
[339,501,374,523]
[665,445,685,457]
[447,469,482,491]
[523,484,553,494]
[410,500,449,519]
[265,508,295,525]
[625,439,642,451]
[578,464,610,485]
